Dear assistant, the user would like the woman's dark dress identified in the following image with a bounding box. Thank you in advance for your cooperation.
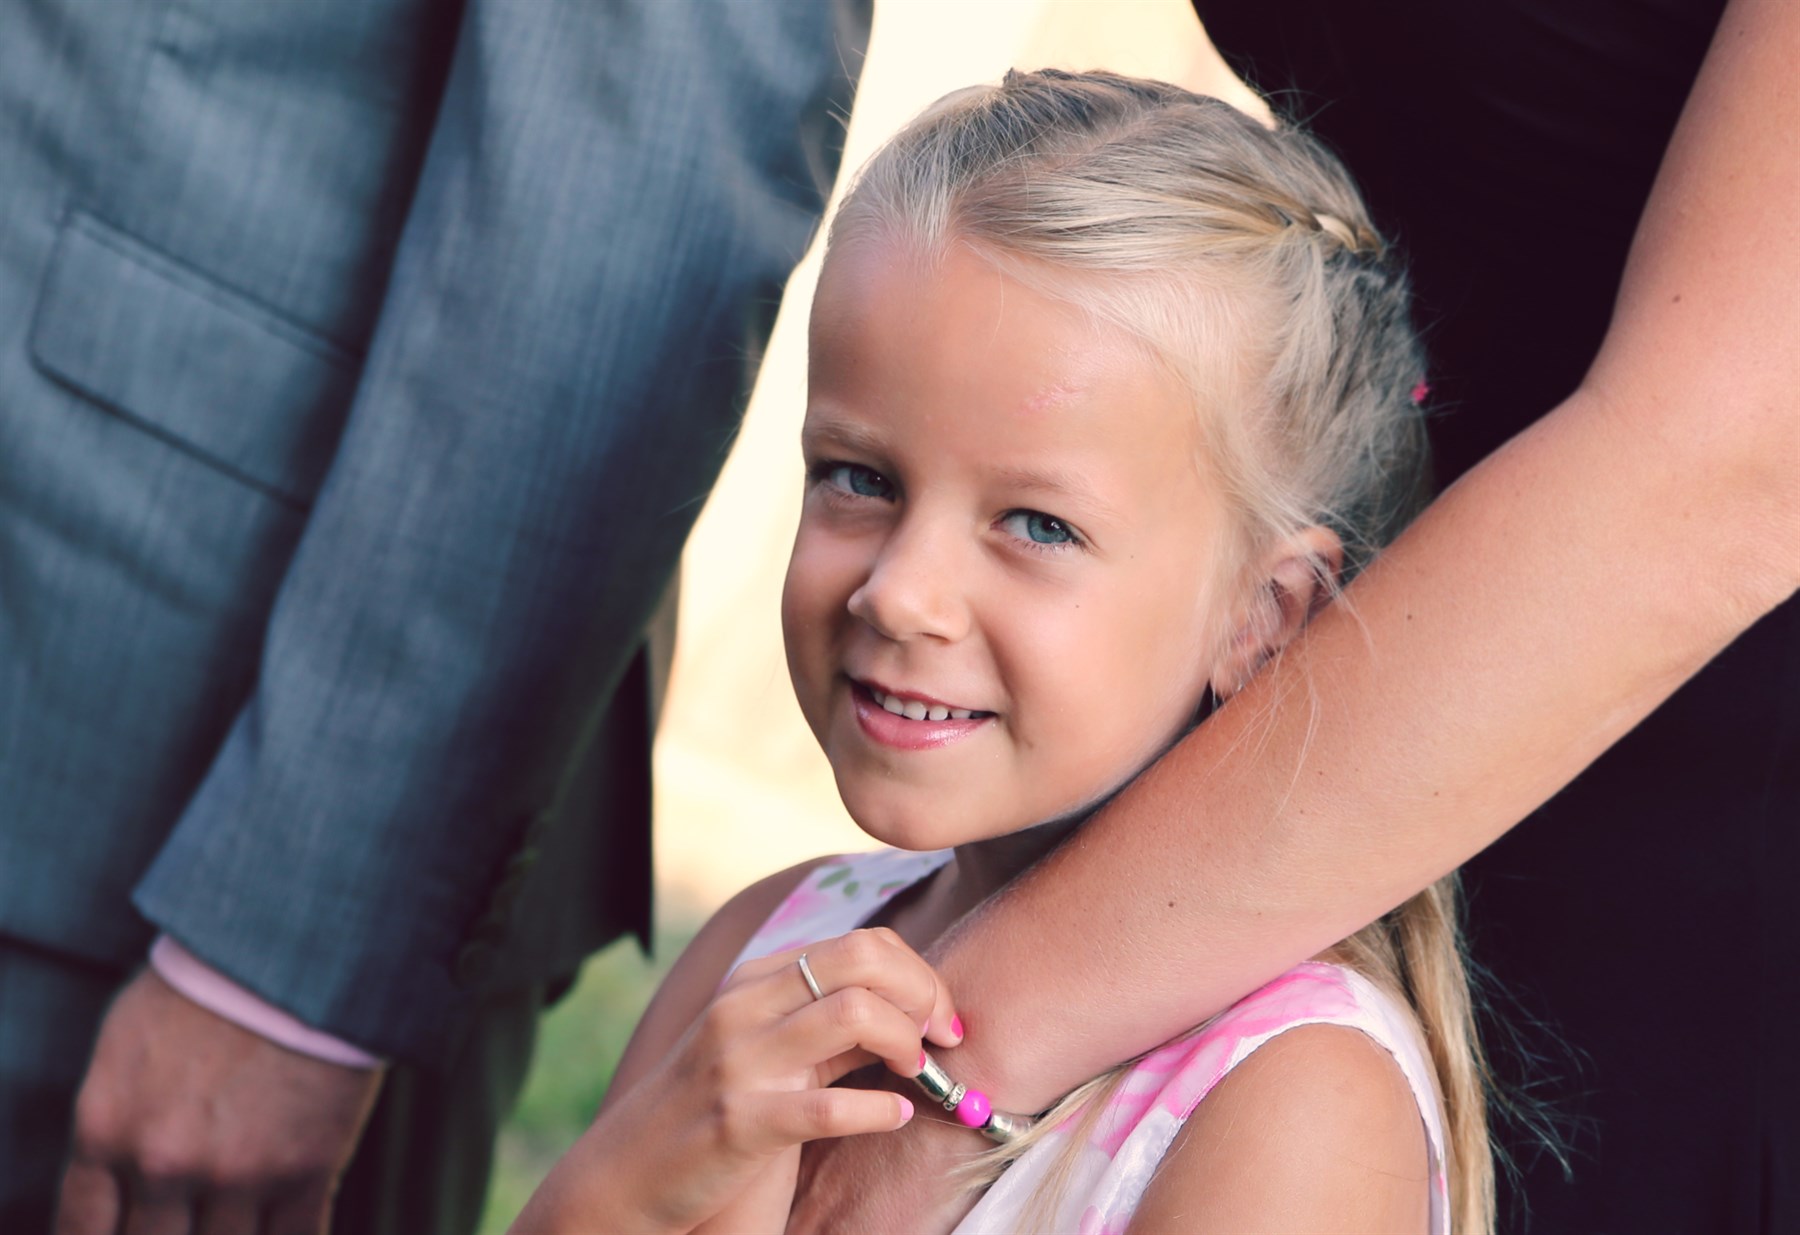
[1191,2,1798,1231]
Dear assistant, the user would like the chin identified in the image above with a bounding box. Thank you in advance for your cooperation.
[836,787,977,853]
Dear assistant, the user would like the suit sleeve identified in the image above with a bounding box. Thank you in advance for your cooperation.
[132,0,870,1062]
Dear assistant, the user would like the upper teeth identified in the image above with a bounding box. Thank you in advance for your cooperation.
[870,687,975,722]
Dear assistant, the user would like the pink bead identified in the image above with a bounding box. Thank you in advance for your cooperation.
[954,1088,992,1129]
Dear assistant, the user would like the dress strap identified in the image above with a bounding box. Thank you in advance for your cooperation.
[726,848,953,975]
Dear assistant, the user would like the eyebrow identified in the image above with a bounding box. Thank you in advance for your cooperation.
[988,463,1124,524]
[799,415,889,459]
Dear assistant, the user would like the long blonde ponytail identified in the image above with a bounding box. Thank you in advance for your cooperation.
[1330,879,1495,1235]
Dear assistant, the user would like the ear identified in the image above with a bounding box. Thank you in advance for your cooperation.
[1208,526,1343,701]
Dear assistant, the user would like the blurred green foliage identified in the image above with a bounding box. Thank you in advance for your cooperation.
[475,923,694,1234]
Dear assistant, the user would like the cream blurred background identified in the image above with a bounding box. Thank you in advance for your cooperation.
[652,0,1263,922]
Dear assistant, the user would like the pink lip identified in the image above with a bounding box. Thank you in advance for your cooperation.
[850,682,992,751]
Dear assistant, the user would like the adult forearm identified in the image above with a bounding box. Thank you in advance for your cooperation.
[926,0,1800,1112]
[935,378,1792,1107]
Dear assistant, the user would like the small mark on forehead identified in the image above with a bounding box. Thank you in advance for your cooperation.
[1017,381,1083,418]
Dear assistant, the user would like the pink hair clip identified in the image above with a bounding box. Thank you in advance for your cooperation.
[1409,378,1432,405]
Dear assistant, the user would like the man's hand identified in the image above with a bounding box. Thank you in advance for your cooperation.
[55,968,383,1235]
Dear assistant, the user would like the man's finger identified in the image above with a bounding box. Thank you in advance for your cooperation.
[55,1158,124,1235]
[194,1188,263,1235]
[263,1186,334,1235]
[120,1181,195,1235]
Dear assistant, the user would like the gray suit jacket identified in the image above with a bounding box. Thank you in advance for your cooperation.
[0,0,867,1063]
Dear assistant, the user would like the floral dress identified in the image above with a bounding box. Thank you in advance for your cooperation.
[731,848,1451,1234]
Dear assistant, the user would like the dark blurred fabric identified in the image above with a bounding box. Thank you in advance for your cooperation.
[1194,3,1796,1231]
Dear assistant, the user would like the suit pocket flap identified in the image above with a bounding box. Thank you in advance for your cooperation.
[29,211,360,504]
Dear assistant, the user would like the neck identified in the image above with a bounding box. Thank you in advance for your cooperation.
[954,816,1084,903]
[892,813,1088,947]
[881,761,1166,947]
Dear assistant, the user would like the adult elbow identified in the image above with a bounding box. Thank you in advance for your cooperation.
[1576,369,1800,614]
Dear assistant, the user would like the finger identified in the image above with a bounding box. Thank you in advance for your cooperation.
[723,941,829,989]
[771,987,929,1078]
[55,1158,125,1235]
[120,1181,195,1235]
[811,1046,885,1088]
[783,930,954,1033]
[749,1086,916,1152]
[262,1189,333,1235]
[921,968,962,1049]
[194,1189,262,1235]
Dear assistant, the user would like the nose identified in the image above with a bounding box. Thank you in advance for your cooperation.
[846,519,971,644]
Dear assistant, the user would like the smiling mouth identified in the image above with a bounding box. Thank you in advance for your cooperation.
[858,682,993,723]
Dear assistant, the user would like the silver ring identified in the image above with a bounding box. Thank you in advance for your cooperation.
[796,952,825,1001]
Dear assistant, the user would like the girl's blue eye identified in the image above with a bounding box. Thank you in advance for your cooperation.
[1003,510,1078,546]
[823,462,893,499]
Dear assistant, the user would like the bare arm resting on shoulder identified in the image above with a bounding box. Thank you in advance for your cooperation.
[789,0,1800,1226]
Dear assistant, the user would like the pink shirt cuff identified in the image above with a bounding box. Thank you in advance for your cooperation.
[149,935,384,1069]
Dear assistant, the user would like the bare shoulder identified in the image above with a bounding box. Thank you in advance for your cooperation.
[602,856,835,1107]
[1127,1023,1431,1234]
[686,856,839,983]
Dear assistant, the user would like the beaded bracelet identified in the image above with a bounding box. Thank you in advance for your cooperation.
[912,1050,1035,1143]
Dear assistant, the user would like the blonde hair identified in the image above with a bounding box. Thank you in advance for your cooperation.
[827,70,1493,1233]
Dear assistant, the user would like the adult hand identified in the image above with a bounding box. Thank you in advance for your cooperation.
[55,968,383,1235]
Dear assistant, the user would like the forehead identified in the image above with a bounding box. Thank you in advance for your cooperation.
[808,236,1204,460]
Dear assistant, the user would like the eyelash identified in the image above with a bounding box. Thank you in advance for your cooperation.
[808,460,894,502]
[805,459,1086,555]
[999,510,1084,553]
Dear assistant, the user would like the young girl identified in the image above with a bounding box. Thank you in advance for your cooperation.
[515,69,1489,1235]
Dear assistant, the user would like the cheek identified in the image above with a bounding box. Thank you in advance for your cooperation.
[780,526,866,670]
[779,547,825,682]
[1074,589,1218,740]
[991,592,1139,731]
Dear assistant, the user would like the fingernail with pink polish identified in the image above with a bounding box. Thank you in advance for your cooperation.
[918,1049,927,1071]
[897,1097,915,1123]
[951,1014,964,1040]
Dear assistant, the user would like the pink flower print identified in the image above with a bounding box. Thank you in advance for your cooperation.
[1151,965,1361,1121]
[1207,965,1361,1039]
[1088,1036,1219,1156]
[764,872,839,930]
[1085,964,1366,1154]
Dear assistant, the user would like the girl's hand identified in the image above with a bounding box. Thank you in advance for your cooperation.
[512,927,961,1235]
